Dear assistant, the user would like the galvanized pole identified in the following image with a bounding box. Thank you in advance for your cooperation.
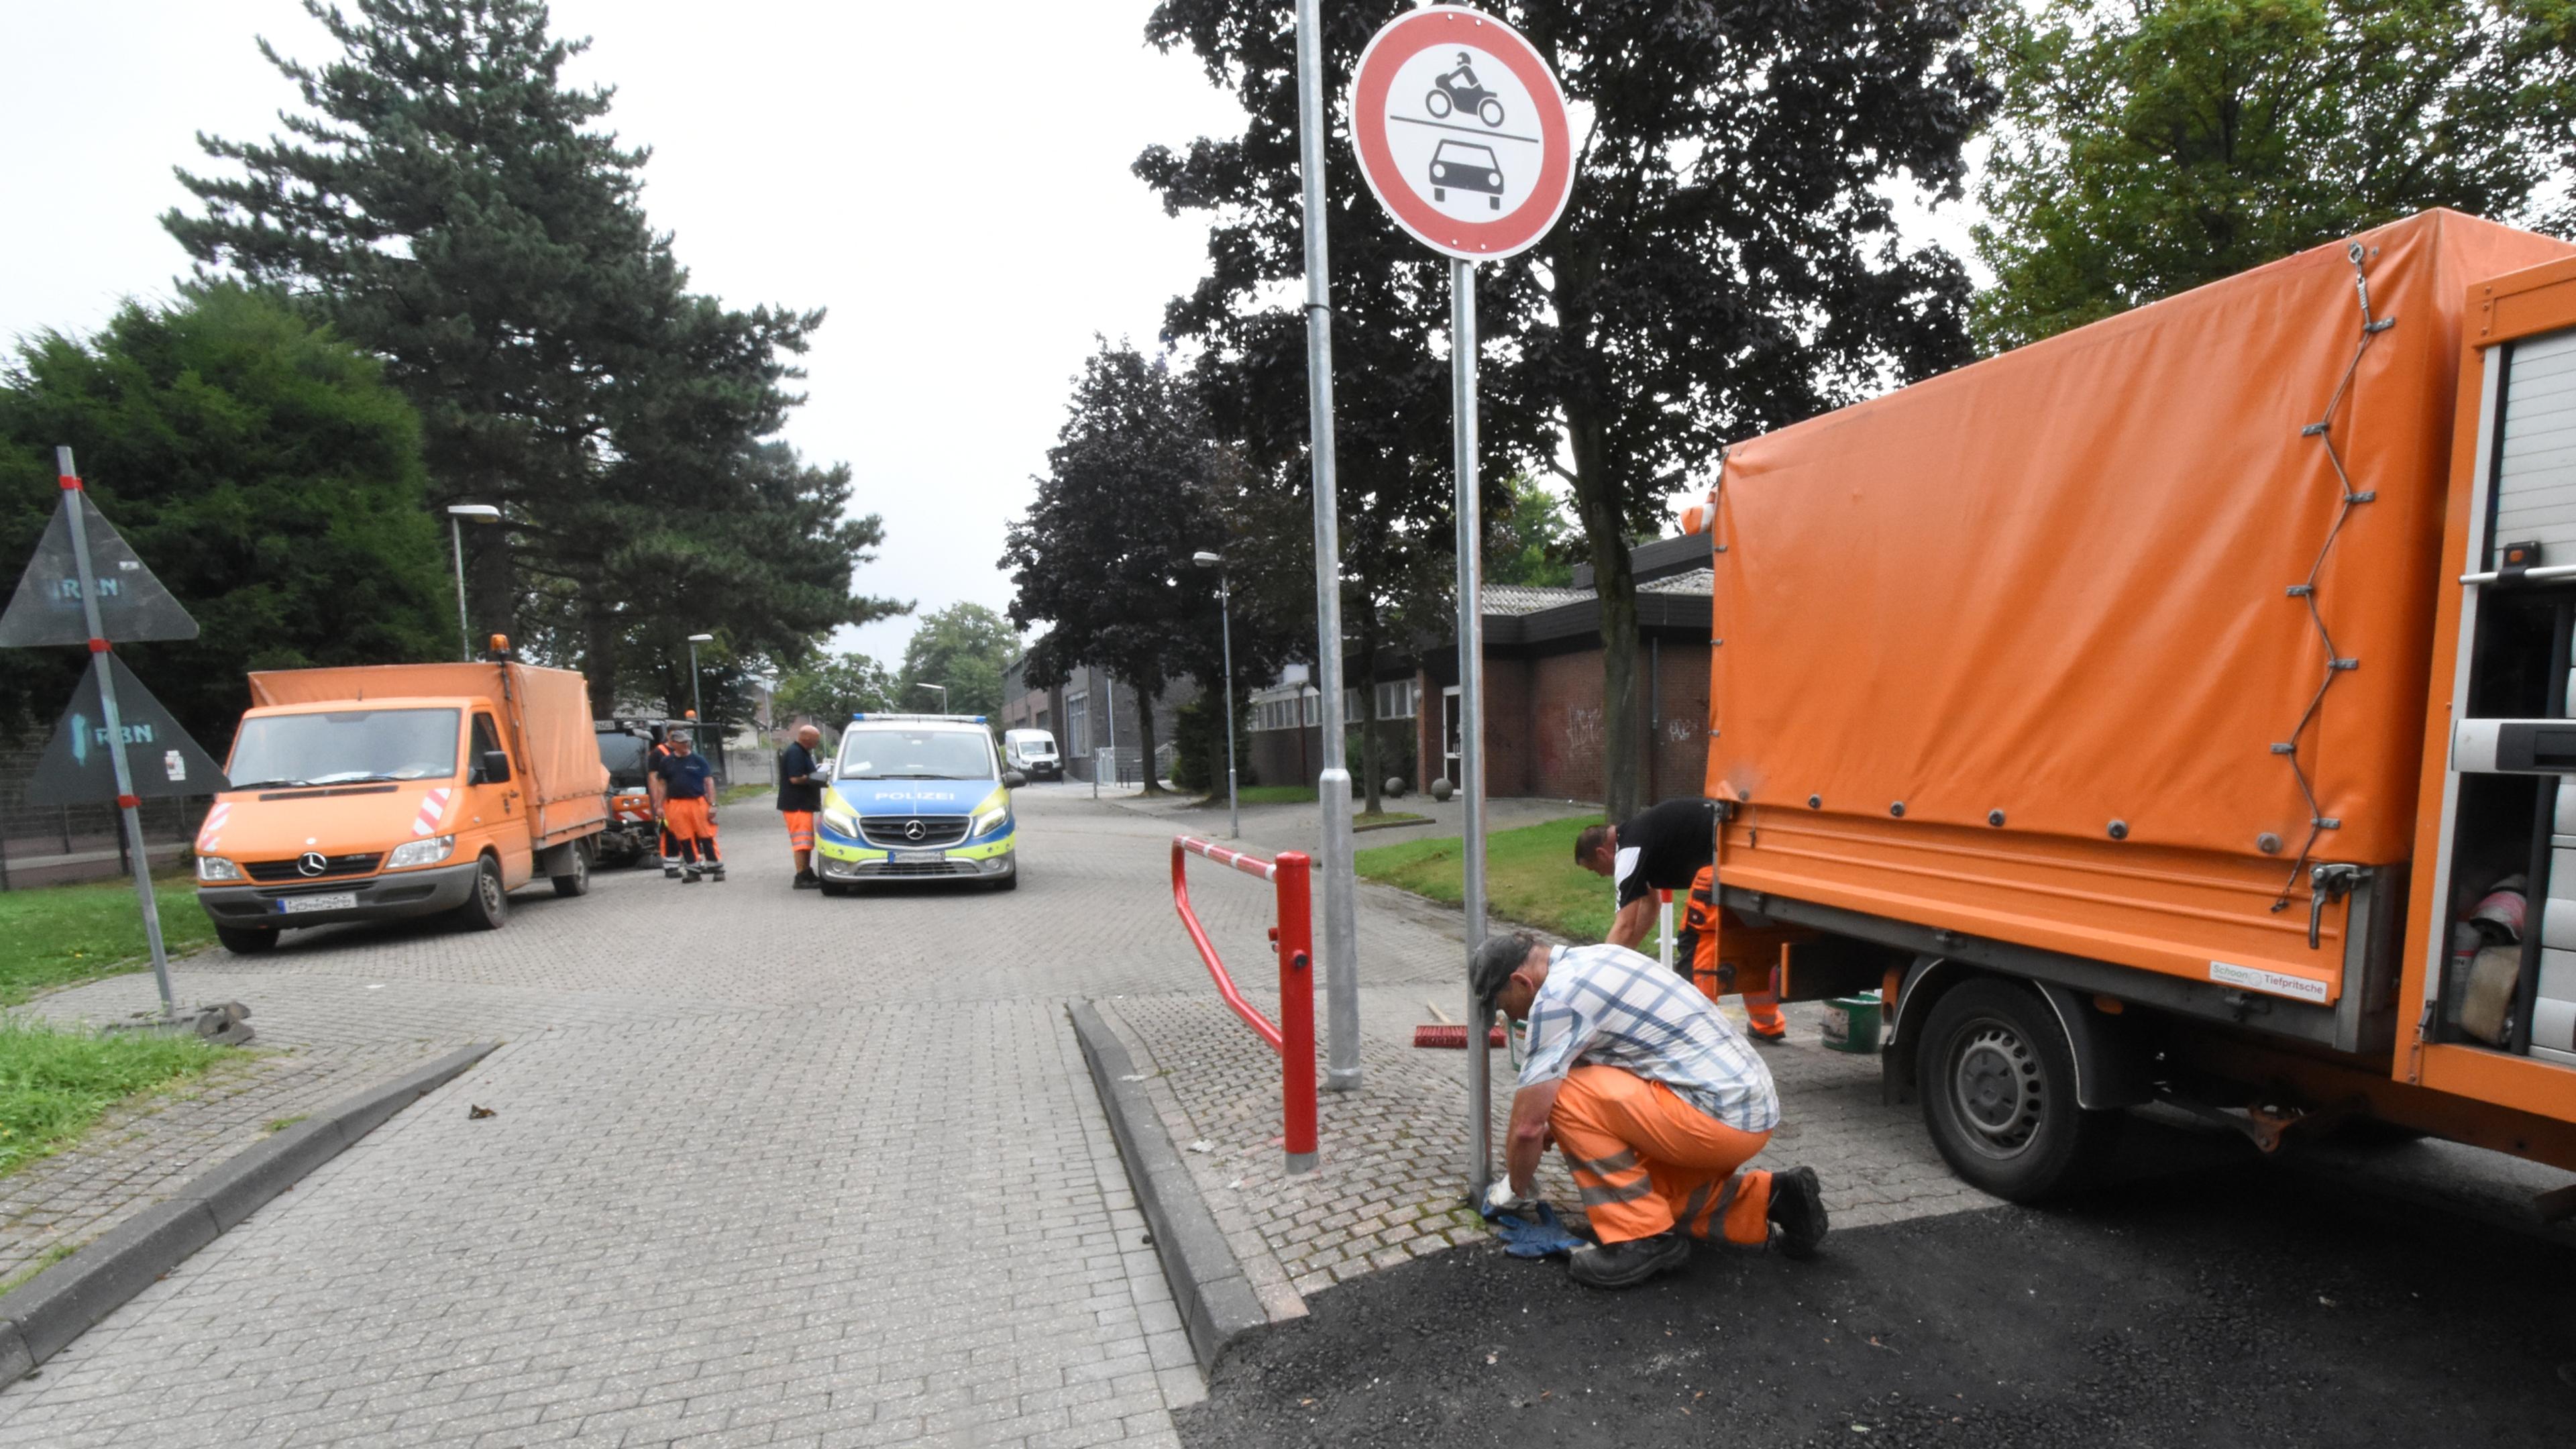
[449,513,472,663]
[1450,268,1491,1197]
[1297,0,1362,1093]
[1220,568,1240,839]
[58,447,176,1021]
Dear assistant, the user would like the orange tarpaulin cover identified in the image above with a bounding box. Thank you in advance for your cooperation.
[248,663,608,845]
[1712,211,2575,864]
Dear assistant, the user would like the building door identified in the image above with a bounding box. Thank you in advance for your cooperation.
[1442,686,1463,787]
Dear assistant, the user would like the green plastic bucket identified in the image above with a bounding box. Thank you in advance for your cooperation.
[1821,992,1883,1054]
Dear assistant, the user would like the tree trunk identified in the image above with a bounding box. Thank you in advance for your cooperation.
[1133,678,1164,796]
[467,525,515,657]
[582,600,619,718]
[1566,407,1642,820]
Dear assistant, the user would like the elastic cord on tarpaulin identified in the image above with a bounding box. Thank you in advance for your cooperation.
[2271,243,2396,917]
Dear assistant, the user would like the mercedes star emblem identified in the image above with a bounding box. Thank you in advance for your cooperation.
[904,820,926,843]
[297,851,329,877]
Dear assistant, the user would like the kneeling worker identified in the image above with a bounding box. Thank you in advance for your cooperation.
[1474,931,1825,1289]
[653,725,724,883]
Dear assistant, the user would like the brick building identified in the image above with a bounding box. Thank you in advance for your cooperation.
[998,653,1196,785]
[1247,533,1714,805]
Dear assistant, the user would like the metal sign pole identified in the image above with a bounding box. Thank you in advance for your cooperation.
[1297,0,1362,1093]
[1450,265,1493,1197]
[57,447,176,1021]
[1220,570,1241,839]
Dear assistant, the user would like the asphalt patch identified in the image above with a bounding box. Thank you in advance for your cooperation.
[1180,1165,2576,1448]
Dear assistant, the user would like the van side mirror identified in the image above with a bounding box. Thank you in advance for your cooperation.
[1002,770,1027,790]
[479,749,513,785]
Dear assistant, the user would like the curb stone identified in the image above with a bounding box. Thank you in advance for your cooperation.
[1069,999,1265,1373]
[0,1040,498,1381]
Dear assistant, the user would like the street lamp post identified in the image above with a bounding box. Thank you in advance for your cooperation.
[1192,551,1239,839]
[916,682,949,712]
[445,504,501,661]
[686,633,714,778]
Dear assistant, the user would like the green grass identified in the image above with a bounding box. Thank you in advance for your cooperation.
[1234,785,1319,805]
[718,781,771,806]
[0,1243,73,1297]
[1352,810,1431,830]
[0,1020,232,1179]
[0,874,215,1006]
[1356,814,1668,952]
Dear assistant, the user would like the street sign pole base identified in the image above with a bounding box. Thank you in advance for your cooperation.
[103,1002,255,1047]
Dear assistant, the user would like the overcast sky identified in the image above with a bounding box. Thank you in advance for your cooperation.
[0,2,1982,674]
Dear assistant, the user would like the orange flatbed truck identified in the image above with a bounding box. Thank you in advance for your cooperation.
[193,661,609,953]
[1684,211,2576,1205]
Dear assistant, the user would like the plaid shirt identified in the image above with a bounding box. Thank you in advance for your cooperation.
[1516,943,1780,1133]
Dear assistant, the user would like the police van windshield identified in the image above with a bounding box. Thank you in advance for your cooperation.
[837,729,997,782]
[229,708,461,790]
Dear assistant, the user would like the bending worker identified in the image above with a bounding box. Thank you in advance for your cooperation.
[1576,797,1784,1041]
[1474,930,1825,1289]
[652,724,724,883]
[779,723,825,891]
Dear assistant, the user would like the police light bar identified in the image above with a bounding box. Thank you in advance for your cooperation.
[849,712,991,724]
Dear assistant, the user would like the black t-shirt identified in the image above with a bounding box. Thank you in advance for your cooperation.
[1611,797,1721,906]
[651,749,714,800]
[777,743,824,812]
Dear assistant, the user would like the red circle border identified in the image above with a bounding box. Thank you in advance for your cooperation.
[1350,7,1572,262]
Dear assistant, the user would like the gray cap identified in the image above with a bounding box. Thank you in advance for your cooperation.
[1470,931,1543,1009]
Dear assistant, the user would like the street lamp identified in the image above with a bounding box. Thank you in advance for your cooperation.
[1192,550,1239,839]
[916,682,949,712]
[445,504,501,661]
[686,632,715,755]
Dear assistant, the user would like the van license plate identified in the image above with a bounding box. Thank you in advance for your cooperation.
[278,893,357,915]
[895,851,946,866]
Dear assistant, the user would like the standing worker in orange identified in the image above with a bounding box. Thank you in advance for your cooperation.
[652,724,725,883]
[1576,798,1784,1041]
[1474,932,1825,1289]
[778,723,826,890]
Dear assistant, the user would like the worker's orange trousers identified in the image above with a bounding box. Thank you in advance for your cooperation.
[663,796,715,843]
[781,810,814,853]
[1684,867,1786,1038]
[1551,1065,1773,1246]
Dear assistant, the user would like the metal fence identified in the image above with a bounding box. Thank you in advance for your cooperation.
[0,745,211,892]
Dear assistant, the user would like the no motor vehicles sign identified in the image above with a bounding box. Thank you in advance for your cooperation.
[1350,6,1572,262]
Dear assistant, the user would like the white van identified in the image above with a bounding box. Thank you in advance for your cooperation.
[1002,729,1061,782]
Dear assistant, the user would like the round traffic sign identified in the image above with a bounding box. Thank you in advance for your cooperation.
[1350,6,1573,262]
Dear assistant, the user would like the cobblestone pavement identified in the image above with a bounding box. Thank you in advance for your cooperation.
[0,1042,469,1284]
[0,786,1300,1448]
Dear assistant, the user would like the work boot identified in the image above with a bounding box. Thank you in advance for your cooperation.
[1566,1230,1688,1289]
[709,865,726,882]
[1768,1165,1827,1260]
[793,870,821,890]
[663,862,681,880]
[682,867,702,883]
[1750,1027,1788,1045]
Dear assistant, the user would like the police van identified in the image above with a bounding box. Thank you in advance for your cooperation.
[812,713,1020,895]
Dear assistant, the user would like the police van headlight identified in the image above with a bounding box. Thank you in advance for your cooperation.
[822,795,859,833]
[195,855,242,883]
[972,805,1010,839]
[387,835,455,869]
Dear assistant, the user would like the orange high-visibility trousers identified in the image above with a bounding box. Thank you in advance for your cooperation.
[1683,867,1786,1038]
[782,810,815,853]
[664,796,714,842]
[1550,1064,1773,1246]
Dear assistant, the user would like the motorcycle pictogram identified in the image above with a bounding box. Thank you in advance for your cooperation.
[1424,52,1507,129]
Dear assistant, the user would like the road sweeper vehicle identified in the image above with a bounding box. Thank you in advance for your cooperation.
[1681,210,2576,1206]
[193,658,609,951]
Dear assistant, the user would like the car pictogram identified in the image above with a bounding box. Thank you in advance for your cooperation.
[1430,140,1504,209]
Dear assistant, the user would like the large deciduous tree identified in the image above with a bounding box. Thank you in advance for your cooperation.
[897,603,1018,720]
[1973,0,2576,352]
[775,651,899,729]
[162,0,903,710]
[1142,0,1992,817]
[1003,344,1290,796]
[0,285,449,749]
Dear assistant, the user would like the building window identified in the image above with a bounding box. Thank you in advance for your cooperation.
[1375,680,1418,719]
[1067,691,1089,756]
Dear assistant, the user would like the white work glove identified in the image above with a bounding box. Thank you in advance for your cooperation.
[1483,1177,1536,1215]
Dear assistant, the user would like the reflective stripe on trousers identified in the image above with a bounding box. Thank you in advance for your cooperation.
[1548,1064,1773,1246]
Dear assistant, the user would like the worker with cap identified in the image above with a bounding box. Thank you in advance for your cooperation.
[1472,930,1825,1289]
[778,723,826,890]
[651,724,724,883]
[1576,798,1784,1040]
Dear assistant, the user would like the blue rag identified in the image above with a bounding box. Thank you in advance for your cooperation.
[1480,1200,1587,1258]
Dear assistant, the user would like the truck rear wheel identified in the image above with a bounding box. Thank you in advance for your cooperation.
[214,925,278,955]
[550,842,591,898]
[1916,977,2117,1201]
[455,855,508,931]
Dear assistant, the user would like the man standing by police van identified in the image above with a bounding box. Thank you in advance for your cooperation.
[779,723,826,890]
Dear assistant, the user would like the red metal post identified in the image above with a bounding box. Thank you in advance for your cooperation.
[1273,850,1318,1171]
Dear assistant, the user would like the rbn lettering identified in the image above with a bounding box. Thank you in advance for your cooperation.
[86,722,157,747]
[48,578,123,600]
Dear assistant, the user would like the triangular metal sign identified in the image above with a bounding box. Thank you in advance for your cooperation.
[24,652,229,806]
[0,490,200,647]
